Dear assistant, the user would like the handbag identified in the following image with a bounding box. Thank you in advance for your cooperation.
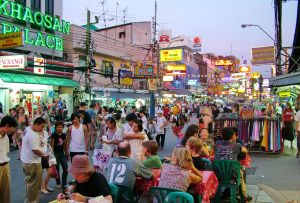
[49,165,59,179]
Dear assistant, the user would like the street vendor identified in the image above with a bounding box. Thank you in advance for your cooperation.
[57,155,112,203]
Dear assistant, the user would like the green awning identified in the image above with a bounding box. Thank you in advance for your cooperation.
[0,72,79,87]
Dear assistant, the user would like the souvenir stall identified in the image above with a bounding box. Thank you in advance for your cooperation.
[214,105,282,153]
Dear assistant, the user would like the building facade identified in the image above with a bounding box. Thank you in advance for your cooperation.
[0,0,77,115]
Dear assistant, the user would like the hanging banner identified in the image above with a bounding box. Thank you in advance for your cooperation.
[118,70,133,86]
[251,46,275,65]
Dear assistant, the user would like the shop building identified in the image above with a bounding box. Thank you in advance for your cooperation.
[0,0,78,115]
[64,22,154,107]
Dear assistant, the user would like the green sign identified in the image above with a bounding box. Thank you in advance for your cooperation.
[0,0,71,51]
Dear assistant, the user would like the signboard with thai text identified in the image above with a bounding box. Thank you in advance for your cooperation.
[118,70,133,86]
[251,46,275,65]
[160,49,183,62]
[0,31,23,49]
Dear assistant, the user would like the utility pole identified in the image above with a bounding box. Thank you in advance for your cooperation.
[274,0,282,75]
[149,0,158,117]
[85,9,92,104]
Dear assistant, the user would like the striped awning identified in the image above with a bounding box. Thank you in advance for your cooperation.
[269,71,300,87]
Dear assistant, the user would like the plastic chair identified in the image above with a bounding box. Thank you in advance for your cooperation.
[164,192,194,203]
[115,184,137,203]
[213,160,244,203]
[108,182,119,203]
[202,158,212,171]
[149,186,180,203]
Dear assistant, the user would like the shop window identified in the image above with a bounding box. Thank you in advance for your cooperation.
[101,61,113,78]
[45,0,54,15]
[119,31,126,39]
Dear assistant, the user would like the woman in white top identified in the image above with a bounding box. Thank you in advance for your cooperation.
[66,113,89,162]
[124,119,148,160]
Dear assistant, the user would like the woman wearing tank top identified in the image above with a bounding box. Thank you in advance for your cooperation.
[66,113,89,162]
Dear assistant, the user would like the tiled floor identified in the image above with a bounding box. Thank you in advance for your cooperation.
[247,185,274,203]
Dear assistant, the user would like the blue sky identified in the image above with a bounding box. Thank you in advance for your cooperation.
[63,0,298,77]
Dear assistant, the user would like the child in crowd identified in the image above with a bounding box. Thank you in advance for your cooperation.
[214,127,252,202]
[141,141,162,169]
[186,137,210,170]
[199,128,214,156]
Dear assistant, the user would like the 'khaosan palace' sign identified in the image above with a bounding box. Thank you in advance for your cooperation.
[0,0,70,51]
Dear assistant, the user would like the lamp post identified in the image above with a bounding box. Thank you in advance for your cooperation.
[241,24,275,42]
[258,75,264,102]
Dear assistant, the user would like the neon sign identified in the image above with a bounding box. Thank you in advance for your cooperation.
[0,0,71,51]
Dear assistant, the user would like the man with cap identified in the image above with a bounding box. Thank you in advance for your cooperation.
[155,110,168,149]
[0,116,18,203]
[57,155,112,203]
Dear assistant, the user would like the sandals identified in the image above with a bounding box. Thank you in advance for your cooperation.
[46,187,54,192]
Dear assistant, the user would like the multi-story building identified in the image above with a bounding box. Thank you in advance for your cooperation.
[0,0,76,114]
[159,35,199,95]
[64,22,153,106]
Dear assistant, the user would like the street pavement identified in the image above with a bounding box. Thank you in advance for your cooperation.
[9,121,300,202]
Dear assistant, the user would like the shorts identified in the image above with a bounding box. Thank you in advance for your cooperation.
[41,157,49,169]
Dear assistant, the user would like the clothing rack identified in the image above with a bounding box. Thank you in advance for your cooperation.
[214,117,282,153]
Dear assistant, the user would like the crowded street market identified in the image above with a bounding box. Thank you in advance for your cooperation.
[0,0,300,203]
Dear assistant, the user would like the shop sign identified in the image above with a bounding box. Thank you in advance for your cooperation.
[148,78,157,91]
[0,31,23,49]
[193,36,201,51]
[104,89,110,97]
[0,0,71,51]
[251,72,261,79]
[166,64,186,71]
[279,91,291,98]
[187,80,197,85]
[134,65,153,78]
[163,75,173,82]
[159,35,170,43]
[215,60,233,66]
[118,70,133,86]
[239,66,251,73]
[160,49,183,62]
[230,73,246,81]
[251,46,275,65]
[34,57,45,74]
[0,55,26,69]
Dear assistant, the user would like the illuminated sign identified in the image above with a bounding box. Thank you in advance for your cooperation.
[166,64,186,71]
[34,57,45,74]
[230,73,246,81]
[279,91,291,98]
[215,60,233,66]
[119,70,133,86]
[187,80,197,85]
[0,0,71,51]
[159,35,170,43]
[0,55,26,69]
[0,31,23,48]
[251,72,261,79]
[160,49,183,62]
[163,75,174,82]
[239,66,251,73]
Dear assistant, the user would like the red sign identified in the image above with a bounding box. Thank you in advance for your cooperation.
[159,35,170,43]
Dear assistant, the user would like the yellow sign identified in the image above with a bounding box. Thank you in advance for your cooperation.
[160,49,183,62]
[215,60,233,66]
[251,72,261,79]
[148,79,157,91]
[0,31,23,49]
[239,66,251,73]
[166,64,186,71]
[279,91,291,98]
[251,46,275,65]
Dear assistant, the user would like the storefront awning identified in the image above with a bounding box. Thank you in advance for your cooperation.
[0,72,79,87]
[269,71,300,87]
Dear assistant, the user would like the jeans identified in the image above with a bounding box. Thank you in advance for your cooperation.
[55,152,68,187]
[23,163,42,203]
[156,134,166,148]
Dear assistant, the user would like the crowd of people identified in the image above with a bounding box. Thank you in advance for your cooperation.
[0,96,300,203]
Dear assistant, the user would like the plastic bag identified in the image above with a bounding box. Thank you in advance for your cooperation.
[47,145,57,166]
[49,165,59,179]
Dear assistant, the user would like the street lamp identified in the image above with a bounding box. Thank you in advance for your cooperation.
[241,24,275,43]
[258,75,264,102]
